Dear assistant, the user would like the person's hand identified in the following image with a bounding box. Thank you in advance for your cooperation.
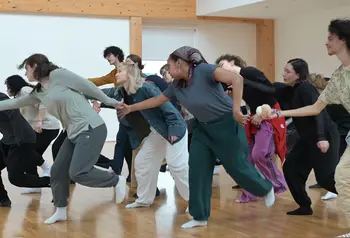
[317,140,329,153]
[92,101,101,113]
[116,103,131,118]
[233,106,248,126]
[261,109,280,120]
[34,120,43,133]
[169,136,179,143]
[251,114,262,126]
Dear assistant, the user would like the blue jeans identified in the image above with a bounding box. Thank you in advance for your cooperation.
[110,126,132,177]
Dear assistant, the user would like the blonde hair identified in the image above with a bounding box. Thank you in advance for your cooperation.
[117,62,145,94]
[308,73,328,92]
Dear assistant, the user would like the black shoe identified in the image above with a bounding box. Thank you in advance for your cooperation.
[126,176,131,183]
[133,188,160,198]
[309,183,321,189]
[232,185,241,189]
[0,199,11,207]
[70,180,76,185]
[160,164,167,173]
[286,207,313,215]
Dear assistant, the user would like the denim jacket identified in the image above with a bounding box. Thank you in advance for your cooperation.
[100,82,187,149]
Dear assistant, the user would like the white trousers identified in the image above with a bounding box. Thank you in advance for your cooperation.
[135,128,189,205]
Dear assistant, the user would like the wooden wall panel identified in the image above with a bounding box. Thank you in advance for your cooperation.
[256,19,275,82]
[0,0,196,19]
[130,17,142,57]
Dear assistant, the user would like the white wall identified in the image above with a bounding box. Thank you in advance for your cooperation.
[0,13,130,141]
[143,19,256,66]
[194,21,256,66]
[275,6,350,81]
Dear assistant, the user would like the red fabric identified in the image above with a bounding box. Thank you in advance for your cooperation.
[244,103,287,163]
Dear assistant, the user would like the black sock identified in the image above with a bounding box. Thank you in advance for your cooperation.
[287,207,313,215]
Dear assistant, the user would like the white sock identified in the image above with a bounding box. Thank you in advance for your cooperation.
[321,191,338,200]
[264,187,275,208]
[115,175,127,204]
[44,207,67,224]
[21,188,41,194]
[213,166,220,175]
[337,233,350,237]
[41,161,51,177]
[181,220,207,229]
[125,202,151,209]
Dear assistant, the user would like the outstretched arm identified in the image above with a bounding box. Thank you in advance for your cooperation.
[130,94,169,112]
[280,100,326,118]
[51,69,121,107]
[144,85,183,138]
[0,94,39,111]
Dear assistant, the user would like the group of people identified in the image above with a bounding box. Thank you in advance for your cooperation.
[0,17,348,237]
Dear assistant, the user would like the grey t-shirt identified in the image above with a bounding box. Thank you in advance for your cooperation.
[18,86,61,130]
[0,69,119,140]
[163,63,233,122]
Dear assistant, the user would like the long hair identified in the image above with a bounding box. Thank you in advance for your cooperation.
[117,62,145,94]
[18,54,59,92]
[5,75,33,96]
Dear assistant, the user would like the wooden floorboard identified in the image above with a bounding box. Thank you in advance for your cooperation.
[0,143,348,238]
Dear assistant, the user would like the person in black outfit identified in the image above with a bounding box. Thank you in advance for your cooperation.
[0,92,51,206]
[273,59,340,215]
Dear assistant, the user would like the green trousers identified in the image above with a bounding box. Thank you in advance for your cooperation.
[188,114,273,221]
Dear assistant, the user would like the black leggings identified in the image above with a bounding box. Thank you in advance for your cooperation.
[283,123,340,208]
[0,143,51,200]
[35,129,60,166]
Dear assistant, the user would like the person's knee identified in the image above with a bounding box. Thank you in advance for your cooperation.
[8,173,23,187]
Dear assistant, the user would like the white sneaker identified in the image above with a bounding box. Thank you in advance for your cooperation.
[22,188,41,194]
[337,233,350,237]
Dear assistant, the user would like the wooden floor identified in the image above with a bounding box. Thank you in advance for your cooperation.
[0,143,348,238]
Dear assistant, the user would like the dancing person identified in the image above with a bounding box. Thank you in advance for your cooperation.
[89,46,133,181]
[5,75,60,193]
[160,63,221,174]
[125,54,180,178]
[260,58,340,216]
[264,20,350,237]
[117,46,275,229]
[0,92,51,206]
[308,73,350,200]
[0,54,127,224]
[98,62,189,208]
[216,54,288,203]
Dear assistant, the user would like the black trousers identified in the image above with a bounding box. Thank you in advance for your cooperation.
[110,125,132,176]
[283,123,340,208]
[0,143,51,200]
[35,129,60,166]
[52,131,111,169]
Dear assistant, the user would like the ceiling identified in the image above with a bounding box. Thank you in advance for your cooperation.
[203,0,350,19]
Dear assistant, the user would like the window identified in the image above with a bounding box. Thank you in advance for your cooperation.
[143,60,167,76]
